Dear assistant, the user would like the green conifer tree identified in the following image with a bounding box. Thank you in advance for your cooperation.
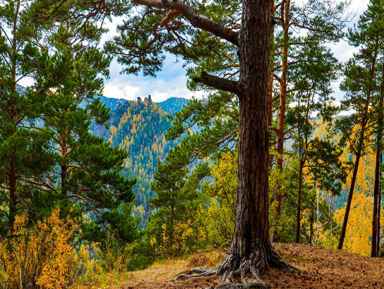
[149,146,208,257]
[0,0,53,233]
[337,0,384,251]
[31,20,138,245]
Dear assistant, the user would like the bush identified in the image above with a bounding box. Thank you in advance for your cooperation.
[0,208,77,289]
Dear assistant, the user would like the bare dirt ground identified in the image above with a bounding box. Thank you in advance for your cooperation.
[107,244,384,288]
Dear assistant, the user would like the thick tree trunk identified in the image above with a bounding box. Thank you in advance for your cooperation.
[214,0,297,282]
[233,0,272,259]
[372,64,384,257]
[267,1,275,128]
[177,1,297,287]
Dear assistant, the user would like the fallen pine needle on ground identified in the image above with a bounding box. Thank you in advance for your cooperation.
[73,244,384,289]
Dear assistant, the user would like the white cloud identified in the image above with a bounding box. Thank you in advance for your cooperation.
[18,77,35,87]
[104,70,203,102]
[103,79,140,100]
[104,55,203,102]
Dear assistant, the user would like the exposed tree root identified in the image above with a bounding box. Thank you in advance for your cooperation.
[176,267,218,281]
[176,247,299,289]
[267,247,299,273]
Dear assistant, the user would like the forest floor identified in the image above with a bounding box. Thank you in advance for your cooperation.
[82,244,384,288]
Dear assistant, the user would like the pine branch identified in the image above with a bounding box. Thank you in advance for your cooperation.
[269,126,279,133]
[133,0,239,46]
[193,72,240,95]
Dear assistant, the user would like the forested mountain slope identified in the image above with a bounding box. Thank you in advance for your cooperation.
[92,95,188,226]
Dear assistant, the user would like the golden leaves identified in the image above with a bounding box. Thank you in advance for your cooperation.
[0,208,77,289]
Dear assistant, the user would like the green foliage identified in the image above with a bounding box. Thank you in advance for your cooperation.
[0,0,139,252]
[337,0,384,153]
[201,151,237,249]
[148,146,209,257]
[29,15,138,246]
[0,0,55,231]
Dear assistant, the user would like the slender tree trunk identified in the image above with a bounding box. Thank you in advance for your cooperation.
[9,84,17,231]
[378,191,381,252]
[8,1,20,233]
[295,96,308,244]
[338,46,378,250]
[61,137,68,195]
[295,161,304,243]
[9,160,17,232]
[273,0,291,242]
[170,209,174,257]
[337,135,363,250]
[309,212,314,245]
[315,188,320,246]
[372,142,382,257]
[372,64,384,257]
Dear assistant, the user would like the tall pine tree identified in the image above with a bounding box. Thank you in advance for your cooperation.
[30,16,138,245]
[0,0,53,233]
[337,0,384,251]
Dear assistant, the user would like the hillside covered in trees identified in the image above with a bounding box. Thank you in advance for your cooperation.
[91,96,188,225]
[2,0,384,288]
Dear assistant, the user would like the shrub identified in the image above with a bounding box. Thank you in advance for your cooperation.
[0,208,77,289]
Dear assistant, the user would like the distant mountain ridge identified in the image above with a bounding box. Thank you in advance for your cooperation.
[96,95,189,116]
[156,97,189,115]
[97,95,127,110]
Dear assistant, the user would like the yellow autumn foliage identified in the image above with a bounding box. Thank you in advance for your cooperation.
[334,147,384,256]
[153,218,205,257]
[202,151,237,248]
[0,208,77,289]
